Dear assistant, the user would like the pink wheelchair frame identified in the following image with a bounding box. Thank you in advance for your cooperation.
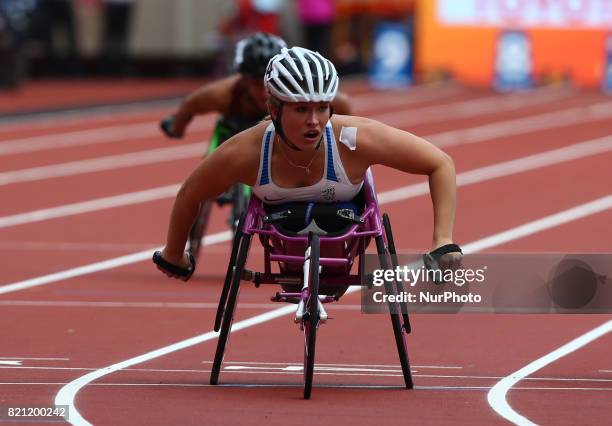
[210,169,413,398]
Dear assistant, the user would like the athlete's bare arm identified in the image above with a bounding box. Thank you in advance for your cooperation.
[335,116,457,252]
[160,123,263,266]
[170,75,239,137]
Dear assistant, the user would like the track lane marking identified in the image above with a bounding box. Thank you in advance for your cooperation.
[0,85,564,155]
[3,160,612,293]
[6,366,609,381]
[0,83,462,153]
[3,135,612,229]
[11,382,612,391]
[0,357,68,361]
[0,143,206,186]
[0,230,231,295]
[48,193,612,425]
[1,364,464,372]
[0,120,211,156]
[487,320,612,426]
[374,86,575,127]
[0,300,340,309]
[0,185,179,229]
[3,95,611,185]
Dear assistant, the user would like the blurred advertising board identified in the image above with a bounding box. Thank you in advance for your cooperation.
[369,22,413,88]
[416,0,612,88]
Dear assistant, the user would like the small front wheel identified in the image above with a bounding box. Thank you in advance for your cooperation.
[303,233,320,399]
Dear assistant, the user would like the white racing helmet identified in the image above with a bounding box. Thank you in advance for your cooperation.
[264,47,339,103]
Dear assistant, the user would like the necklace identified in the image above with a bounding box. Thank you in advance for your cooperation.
[276,135,322,174]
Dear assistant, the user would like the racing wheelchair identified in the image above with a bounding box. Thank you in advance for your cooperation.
[210,169,414,399]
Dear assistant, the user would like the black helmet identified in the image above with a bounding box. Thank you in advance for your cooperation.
[233,32,287,79]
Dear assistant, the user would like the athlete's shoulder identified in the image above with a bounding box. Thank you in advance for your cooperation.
[331,114,375,126]
[331,115,382,140]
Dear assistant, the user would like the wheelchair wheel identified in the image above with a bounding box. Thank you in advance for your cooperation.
[375,235,414,389]
[303,233,320,399]
[382,213,411,334]
[230,184,249,234]
[210,232,252,385]
[214,211,246,332]
[189,201,212,260]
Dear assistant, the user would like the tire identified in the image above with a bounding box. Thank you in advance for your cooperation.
[375,235,414,389]
[382,213,411,334]
[214,212,246,332]
[189,201,212,260]
[210,233,252,385]
[303,233,320,399]
[230,184,249,234]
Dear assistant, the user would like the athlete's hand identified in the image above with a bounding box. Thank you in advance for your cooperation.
[423,243,463,283]
[160,115,182,138]
[153,249,195,281]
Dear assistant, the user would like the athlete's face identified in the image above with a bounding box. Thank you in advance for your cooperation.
[243,77,268,110]
[281,102,331,147]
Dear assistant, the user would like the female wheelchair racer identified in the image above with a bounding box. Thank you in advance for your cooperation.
[154,46,462,397]
[160,33,351,259]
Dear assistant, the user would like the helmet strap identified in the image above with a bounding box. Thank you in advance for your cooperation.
[272,103,303,151]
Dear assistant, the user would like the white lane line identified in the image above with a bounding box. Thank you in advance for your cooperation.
[375,86,575,127]
[0,250,160,295]
[0,241,165,252]
[0,85,459,154]
[11,382,612,391]
[0,104,173,133]
[422,386,612,392]
[4,163,612,294]
[378,135,612,204]
[55,305,296,426]
[223,365,402,373]
[0,85,567,153]
[203,360,462,369]
[0,357,69,361]
[4,96,611,187]
[0,230,231,295]
[0,240,261,254]
[0,185,179,229]
[487,320,612,425]
[463,195,612,253]
[350,86,466,112]
[0,300,298,309]
[3,135,612,230]
[0,143,206,186]
[431,99,612,147]
[49,193,612,426]
[11,363,610,384]
[487,320,612,426]
[0,364,461,372]
[0,119,214,156]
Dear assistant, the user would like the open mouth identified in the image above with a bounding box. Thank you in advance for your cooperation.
[303,130,320,141]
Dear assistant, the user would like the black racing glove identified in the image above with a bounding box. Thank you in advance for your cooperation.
[153,250,196,281]
[423,243,463,284]
[160,115,180,138]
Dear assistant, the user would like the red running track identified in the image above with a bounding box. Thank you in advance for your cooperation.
[0,79,611,425]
